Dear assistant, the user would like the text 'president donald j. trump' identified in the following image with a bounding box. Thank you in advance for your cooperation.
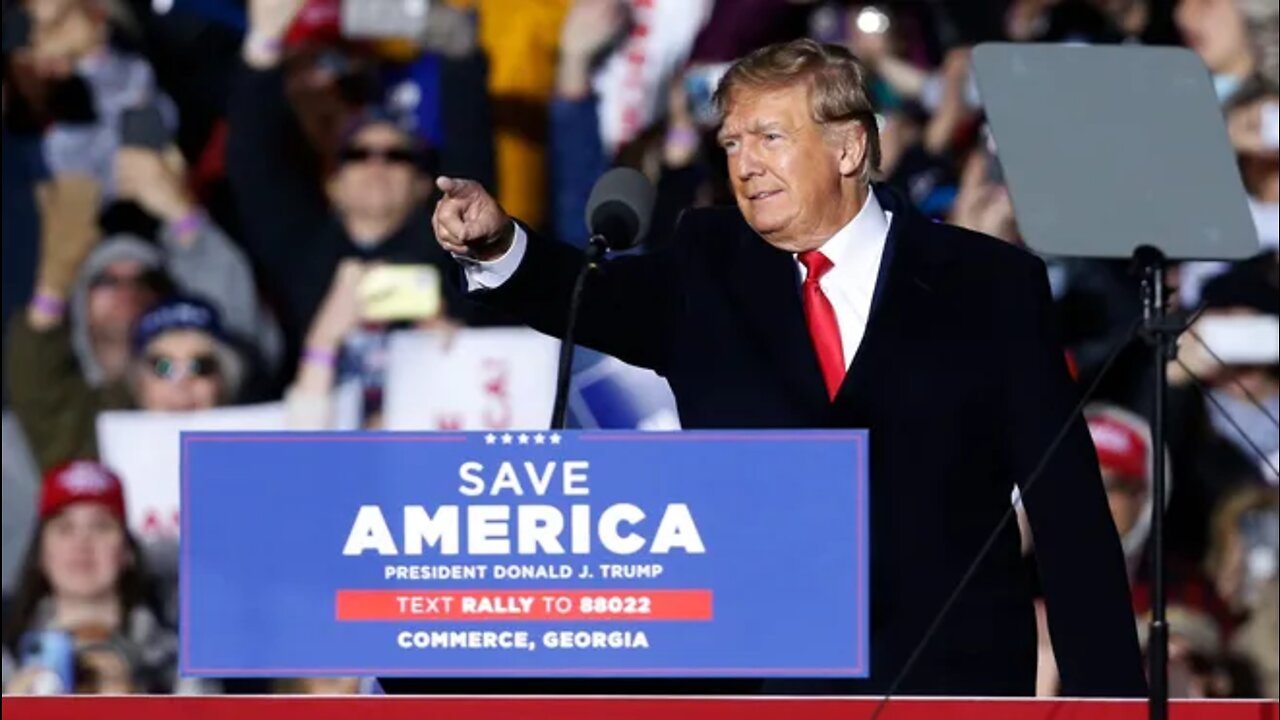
[425,38,1145,697]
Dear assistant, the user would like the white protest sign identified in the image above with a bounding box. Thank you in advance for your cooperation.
[592,0,714,150]
[96,402,286,541]
[383,328,559,431]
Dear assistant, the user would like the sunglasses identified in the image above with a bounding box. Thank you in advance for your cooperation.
[338,146,418,167]
[145,354,220,380]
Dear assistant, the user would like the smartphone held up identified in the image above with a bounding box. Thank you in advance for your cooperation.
[359,264,443,323]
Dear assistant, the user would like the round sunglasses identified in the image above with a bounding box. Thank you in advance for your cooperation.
[145,354,220,381]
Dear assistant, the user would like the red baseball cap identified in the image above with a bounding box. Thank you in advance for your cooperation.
[1086,406,1150,488]
[39,460,126,522]
[284,0,343,47]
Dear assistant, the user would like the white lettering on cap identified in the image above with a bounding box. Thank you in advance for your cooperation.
[59,462,116,495]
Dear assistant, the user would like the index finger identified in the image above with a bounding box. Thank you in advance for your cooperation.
[437,176,479,199]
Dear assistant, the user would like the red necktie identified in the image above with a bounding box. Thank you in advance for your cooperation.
[798,250,845,400]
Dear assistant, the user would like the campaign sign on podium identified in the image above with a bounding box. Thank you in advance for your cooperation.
[180,431,869,677]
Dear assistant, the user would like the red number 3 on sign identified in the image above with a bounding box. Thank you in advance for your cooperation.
[481,358,511,429]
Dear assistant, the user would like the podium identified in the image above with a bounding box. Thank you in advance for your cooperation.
[170,430,1267,703]
[4,696,1278,720]
[180,430,870,679]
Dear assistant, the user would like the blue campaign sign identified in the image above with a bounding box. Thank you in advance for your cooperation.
[180,430,869,678]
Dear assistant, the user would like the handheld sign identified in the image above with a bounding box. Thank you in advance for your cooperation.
[181,430,869,678]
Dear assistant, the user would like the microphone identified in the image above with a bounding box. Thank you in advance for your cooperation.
[585,167,656,251]
[549,168,656,431]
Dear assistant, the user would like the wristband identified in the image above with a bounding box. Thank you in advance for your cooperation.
[249,33,283,54]
[170,208,203,237]
[32,292,66,317]
[244,32,284,66]
[302,347,338,369]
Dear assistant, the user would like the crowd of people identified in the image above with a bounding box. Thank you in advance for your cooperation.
[1,0,1276,699]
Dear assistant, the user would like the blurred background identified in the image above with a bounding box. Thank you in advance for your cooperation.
[1,0,1277,700]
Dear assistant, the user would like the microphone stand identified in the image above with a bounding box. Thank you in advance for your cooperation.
[549,234,609,430]
[1135,245,1179,720]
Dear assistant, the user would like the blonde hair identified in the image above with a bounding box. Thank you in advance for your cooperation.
[713,39,882,182]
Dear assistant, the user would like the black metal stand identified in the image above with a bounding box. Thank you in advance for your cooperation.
[549,235,609,430]
[1134,246,1179,720]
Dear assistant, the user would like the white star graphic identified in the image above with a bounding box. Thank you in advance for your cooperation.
[518,433,530,445]
[501,433,514,445]
[484,433,497,445]
[534,433,546,445]
[549,433,562,445]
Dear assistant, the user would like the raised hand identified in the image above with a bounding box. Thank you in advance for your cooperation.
[559,0,627,62]
[1167,319,1223,388]
[114,147,193,224]
[244,0,305,67]
[432,177,514,261]
[35,174,102,298]
[307,259,368,352]
[556,0,627,98]
[847,13,891,65]
[248,0,306,41]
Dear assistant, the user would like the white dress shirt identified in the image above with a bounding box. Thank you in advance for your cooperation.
[459,224,531,291]
[461,192,893,369]
[796,191,892,368]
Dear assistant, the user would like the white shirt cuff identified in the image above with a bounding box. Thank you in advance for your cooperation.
[459,223,528,291]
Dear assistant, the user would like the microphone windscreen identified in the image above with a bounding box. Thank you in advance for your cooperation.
[585,167,656,250]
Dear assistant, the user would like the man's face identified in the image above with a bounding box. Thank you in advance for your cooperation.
[329,124,424,228]
[86,260,158,341]
[718,84,864,252]
[134,330,224,412]
[1103,469,1147,536]
[1175,0,1249,75]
